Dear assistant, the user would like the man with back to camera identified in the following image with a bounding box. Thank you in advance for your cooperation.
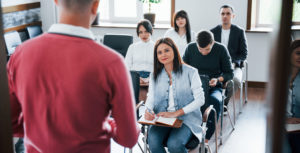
[183,30,233,143]
[7,0,140,152]
[211,5,248,110]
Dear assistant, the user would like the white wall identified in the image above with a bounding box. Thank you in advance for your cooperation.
[40,0,274,82]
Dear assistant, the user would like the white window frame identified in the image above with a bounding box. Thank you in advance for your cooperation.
[98,0,172,25]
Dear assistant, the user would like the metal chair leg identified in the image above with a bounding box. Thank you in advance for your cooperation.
[239,80,243,113]
[245,61,248,104]
[224,106,235,130]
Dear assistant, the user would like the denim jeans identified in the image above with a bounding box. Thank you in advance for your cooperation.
[148,124,193,153]
[201,86,222,140]
[15,138,25,153]
[137,71,150,78]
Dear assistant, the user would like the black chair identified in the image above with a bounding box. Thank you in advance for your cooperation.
[18,31,30,42]
[26,25,43,39]
[4,31,22,61]
[103,34,133,57]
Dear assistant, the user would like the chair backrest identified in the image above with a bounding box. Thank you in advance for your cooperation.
[18,31,29,42]
[103,34,133,57]
[130,71,140,104]
[26,25,43,39]
[4,31,22,56]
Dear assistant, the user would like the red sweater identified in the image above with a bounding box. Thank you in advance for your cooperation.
[7,33,140,153]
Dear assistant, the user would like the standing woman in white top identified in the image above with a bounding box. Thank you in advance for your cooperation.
[125,19,155,84]
[164,10,195,57]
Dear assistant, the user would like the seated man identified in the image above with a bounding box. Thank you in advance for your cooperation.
[183,30,233,143]
[211,5,248,109]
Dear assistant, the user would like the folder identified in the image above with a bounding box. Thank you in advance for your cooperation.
[138,115,183,128]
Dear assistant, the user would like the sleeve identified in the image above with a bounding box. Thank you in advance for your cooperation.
[164,29,172,37]
[237,29,248,63]
[182,69,205,114]
[7,55,24,137]
[182,44,191,64]
[220,46,234,82]
[107,57,140,148]
[124,44,134,70]
[145,73,155,109]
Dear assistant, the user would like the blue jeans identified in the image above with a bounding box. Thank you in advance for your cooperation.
[201,86,222,140]
[137,71,150,78]
[148,124,193,153]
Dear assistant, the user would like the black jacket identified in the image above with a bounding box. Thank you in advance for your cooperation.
[211,24,248,67]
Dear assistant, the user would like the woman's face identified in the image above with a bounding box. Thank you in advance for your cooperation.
[157,43,174,66]
[175,17,186,28]
[138,25,151,42]
[291,46,300,68]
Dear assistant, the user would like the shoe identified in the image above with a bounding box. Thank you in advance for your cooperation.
[199,147,208,153]
[223,107,228,116]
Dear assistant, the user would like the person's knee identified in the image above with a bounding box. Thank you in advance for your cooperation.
[167,139,186,153]
[148,134,162,149]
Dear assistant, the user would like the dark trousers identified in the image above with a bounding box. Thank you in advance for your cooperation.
[288,132,300,153]
[201,87,222,140]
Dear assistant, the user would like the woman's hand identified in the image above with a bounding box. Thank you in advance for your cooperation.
[144,110,156,121]
[157,109,184,118]
[287,117,300,124]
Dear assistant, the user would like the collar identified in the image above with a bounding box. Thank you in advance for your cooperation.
[48,24,95,40]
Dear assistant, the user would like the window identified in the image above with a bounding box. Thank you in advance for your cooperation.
[247,0,300,30]
[97,0,174,27]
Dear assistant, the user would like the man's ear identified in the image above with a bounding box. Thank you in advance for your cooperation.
[91,0,100,15]
[232,14,236,19]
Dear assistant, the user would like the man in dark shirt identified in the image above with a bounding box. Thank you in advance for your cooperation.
[183,30,233,142]
[211,5,248,107]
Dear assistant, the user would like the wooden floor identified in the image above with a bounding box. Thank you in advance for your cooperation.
[111,87,267,153]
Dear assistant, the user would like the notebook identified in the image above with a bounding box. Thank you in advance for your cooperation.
[286,123,300,132]
[138,115,182,128]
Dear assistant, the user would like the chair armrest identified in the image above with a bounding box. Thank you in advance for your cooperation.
[222,80,234,89]
[136,101,145,111]
[203,105,215,122]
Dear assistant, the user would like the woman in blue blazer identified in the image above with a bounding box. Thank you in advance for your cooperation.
[144,37,205,153]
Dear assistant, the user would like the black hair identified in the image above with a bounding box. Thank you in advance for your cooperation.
[153,37,182,81]
[173,10,192,43]
[136,19,153,36]
[291,39,300,53]
[196,30,214,48]
[220,5,234,13]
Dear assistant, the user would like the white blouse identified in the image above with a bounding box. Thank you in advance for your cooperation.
[125,40,155,72]
[164,28,196,57]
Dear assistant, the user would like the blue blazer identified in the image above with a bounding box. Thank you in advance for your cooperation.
[211,24,248,67]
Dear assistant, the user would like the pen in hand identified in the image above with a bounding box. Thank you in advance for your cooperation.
[145,107,156,121]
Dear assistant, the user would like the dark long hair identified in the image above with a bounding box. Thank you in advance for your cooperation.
[153,37,182,81]
[290,39,300,53]
[173,10,192,43]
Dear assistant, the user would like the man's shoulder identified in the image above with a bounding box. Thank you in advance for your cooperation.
[211,25,222,32]
[231,24,245,32]
[213,42,227,52]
